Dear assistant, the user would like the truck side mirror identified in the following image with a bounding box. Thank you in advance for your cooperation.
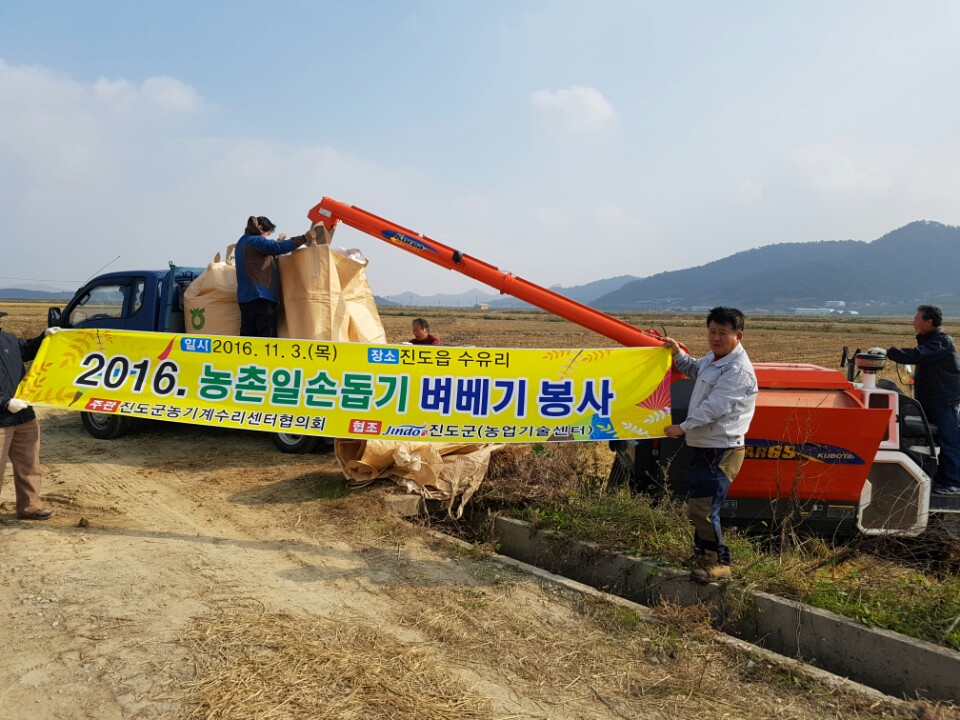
[47,307,62,327]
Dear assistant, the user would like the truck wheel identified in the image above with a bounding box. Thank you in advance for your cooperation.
[81,412,132,440]
[271,432,321,454]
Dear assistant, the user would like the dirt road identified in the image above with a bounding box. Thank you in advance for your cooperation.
[0,408,910,720]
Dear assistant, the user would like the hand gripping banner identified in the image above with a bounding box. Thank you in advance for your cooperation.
[18,330,673,443]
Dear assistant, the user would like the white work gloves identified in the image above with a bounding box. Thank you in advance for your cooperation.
[6,398,30,413]
[44,327,61,336]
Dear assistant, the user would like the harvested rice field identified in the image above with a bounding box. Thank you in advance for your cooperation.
[0,301,948,718]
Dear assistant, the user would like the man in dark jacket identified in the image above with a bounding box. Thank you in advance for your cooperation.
[0,312,58,518]
[887,305,960,495]
[236,215,316,338]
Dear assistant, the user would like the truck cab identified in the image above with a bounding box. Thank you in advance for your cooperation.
[48,265,204,439]
[48,264,323,453]
[48,266,203,334]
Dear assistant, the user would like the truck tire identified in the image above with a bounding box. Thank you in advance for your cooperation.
[81,412,133,440]
[271,432,321,454]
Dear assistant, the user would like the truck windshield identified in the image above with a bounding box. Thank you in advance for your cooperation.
[68,279,145,326]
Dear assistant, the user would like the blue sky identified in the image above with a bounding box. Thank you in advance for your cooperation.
[2,1,959,296]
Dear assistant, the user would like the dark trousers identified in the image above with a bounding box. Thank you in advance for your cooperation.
[686,447,745,565]
[239,299,279,338]
[927,404,960,488]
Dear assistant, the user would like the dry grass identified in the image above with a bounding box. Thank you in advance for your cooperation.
[479,443,581,503]
[382,580,911,719]
[172,585,917,720]
[0,301,50,338]
[176,602,494,720]
[476,443,615,508]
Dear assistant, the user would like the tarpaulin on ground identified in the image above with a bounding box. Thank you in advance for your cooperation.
[334,439,500,517]
[17,329,673,443]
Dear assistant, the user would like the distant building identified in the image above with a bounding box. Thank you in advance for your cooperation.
[794,307,836,316]
[474,303,489,310]
[825,300,846,308]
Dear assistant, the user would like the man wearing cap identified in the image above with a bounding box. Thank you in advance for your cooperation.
[236,215,316,338]
[0,312,59,520]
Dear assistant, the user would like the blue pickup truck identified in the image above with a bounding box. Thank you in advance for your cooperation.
[47,264,323,453]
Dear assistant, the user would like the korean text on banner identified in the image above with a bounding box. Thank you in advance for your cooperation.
[18,330,673,443]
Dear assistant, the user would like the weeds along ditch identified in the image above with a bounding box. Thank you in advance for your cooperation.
[426,443,960,652]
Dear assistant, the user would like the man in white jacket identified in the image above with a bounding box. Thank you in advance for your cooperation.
[662,307,758,582]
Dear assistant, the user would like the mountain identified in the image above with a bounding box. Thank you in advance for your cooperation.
[549,275,642,304]
[592,221,960,313]
[381,288,499,307]
[378,222,960,314]
[486,275,642,309]
[0,287,74,301]
[382,276,641,310]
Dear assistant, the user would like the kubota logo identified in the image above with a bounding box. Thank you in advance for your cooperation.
[381,230,440,254]
[190,308,206,330]
[744,440,863,465]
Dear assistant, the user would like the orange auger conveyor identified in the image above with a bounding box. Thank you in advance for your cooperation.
[309,197,666,349]
[309,197,938,536]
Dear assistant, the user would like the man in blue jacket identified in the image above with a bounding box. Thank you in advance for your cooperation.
[236,215,316,338]
[0,312,59,519]
[887,305,960,495]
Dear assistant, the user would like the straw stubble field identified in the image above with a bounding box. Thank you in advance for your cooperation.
[0,301,941,719]
[0,300,933,367]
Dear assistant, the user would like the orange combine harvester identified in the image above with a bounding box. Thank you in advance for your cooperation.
[309,197,958,537]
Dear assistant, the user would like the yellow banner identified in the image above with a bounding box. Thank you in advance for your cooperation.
[19,330,672,443]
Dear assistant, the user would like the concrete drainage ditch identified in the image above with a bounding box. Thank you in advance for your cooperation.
[488,516,960,704]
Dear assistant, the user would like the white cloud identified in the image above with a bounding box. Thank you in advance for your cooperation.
[0,58,204,118]
[92,75,203,113]
[734,179,763,208]
[792,144,892,195]
[529,85,617,133]
[789,141,960,209]
[0,58,503,296]
[0,58,208,184]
